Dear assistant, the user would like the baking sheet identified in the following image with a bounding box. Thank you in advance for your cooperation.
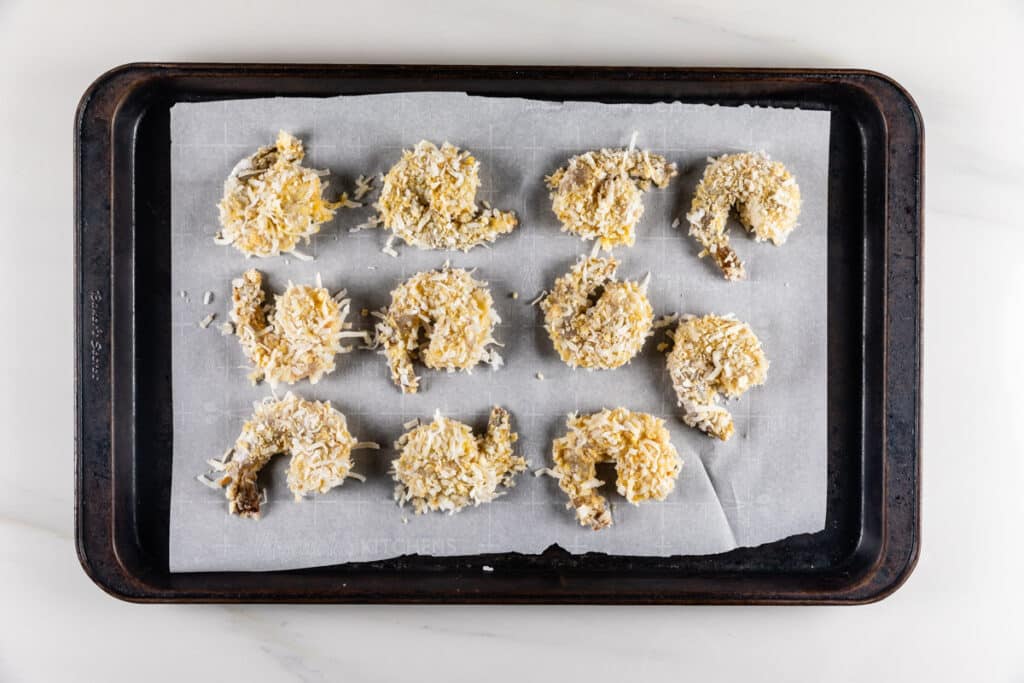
[168,92,829,572]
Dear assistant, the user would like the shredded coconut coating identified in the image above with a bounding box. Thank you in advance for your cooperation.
[392,407,525,514]
[666,314,769,440]
[551,408,682,530]
[231,269,360,387]
[216,131,348,258]
[375,266,500,394]
[546,148,677,250]
[541,256,654,369]
[686,152,802,281]
[203,393,375,518]
[375,140,518,251]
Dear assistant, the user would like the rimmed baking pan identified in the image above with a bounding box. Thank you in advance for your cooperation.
[75,64,921,603]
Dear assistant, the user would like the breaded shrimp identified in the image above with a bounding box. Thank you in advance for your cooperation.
[392,407,525,514]
[549,408,682,530]
[376,140,517,252]
[199,393,378,518]
[215,131,353,258]
[686,152,801,280]
[540,256,654,369]
[230,269,366,386]
[374,266,501,393]
[547,146,677,250]
[665,314,769,440]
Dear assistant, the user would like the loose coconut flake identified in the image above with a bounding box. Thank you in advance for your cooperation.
[353,174,375,201]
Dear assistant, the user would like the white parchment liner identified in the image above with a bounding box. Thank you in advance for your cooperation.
[168,93,829,571]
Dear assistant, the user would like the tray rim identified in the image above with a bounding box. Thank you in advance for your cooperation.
[74,63,922,604]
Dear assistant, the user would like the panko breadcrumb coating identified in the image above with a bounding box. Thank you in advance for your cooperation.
[541,256,654,369]
[215,131,353,258]
[666,314,769,440]
[199,393,378,518]
[392,407,525,514]
[549,408,682,530]
[376,140,518,252]
[686,152,801,281]
[546,147,677,250]
[231,269,367,387]
[374,266,501,394]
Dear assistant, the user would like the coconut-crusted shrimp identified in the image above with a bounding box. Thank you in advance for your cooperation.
[392,407,525,514]
[685,152,802,281]
[230,269,368,387]
[666,314,769,440]
[215,131,354,258]
[546,147,677,250]
[540,256,654,369]
[549,408,682,530]
[374,266,501,394]
[199,393,378,518]
[375,140,518,252]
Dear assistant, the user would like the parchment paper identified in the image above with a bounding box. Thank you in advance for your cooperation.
[168,92,829,572]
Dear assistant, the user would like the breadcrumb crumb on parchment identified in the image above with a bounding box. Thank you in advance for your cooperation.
[392,407,525,514]
[550,408,682,530]
[665,314,769,440]
[198,392,378,518]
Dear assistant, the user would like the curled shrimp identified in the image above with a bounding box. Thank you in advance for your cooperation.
[665,314,769,440]
[686,152,801,281]
[549,408,682,530]
[546,146,677,250]
[374,265,501,394]
[199,392,377,518]
[230,269,367,386]
[540,256,654,370]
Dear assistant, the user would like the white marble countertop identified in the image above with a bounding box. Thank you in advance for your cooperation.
[1,0,1021,680]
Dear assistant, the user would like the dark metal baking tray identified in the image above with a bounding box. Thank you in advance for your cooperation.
[74,64,921,604]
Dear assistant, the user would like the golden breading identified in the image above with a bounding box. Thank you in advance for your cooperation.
[392,407,525,514]
[231,269,366,387]
[374,266,501,394]
[665,314,769,440]
[546,147,677,250]
[215,131,352,258]
[199,393,377,518]
[376,140,517,251]
[540,256,654,369]
[686,152,801,281]
[550,408,682,530]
